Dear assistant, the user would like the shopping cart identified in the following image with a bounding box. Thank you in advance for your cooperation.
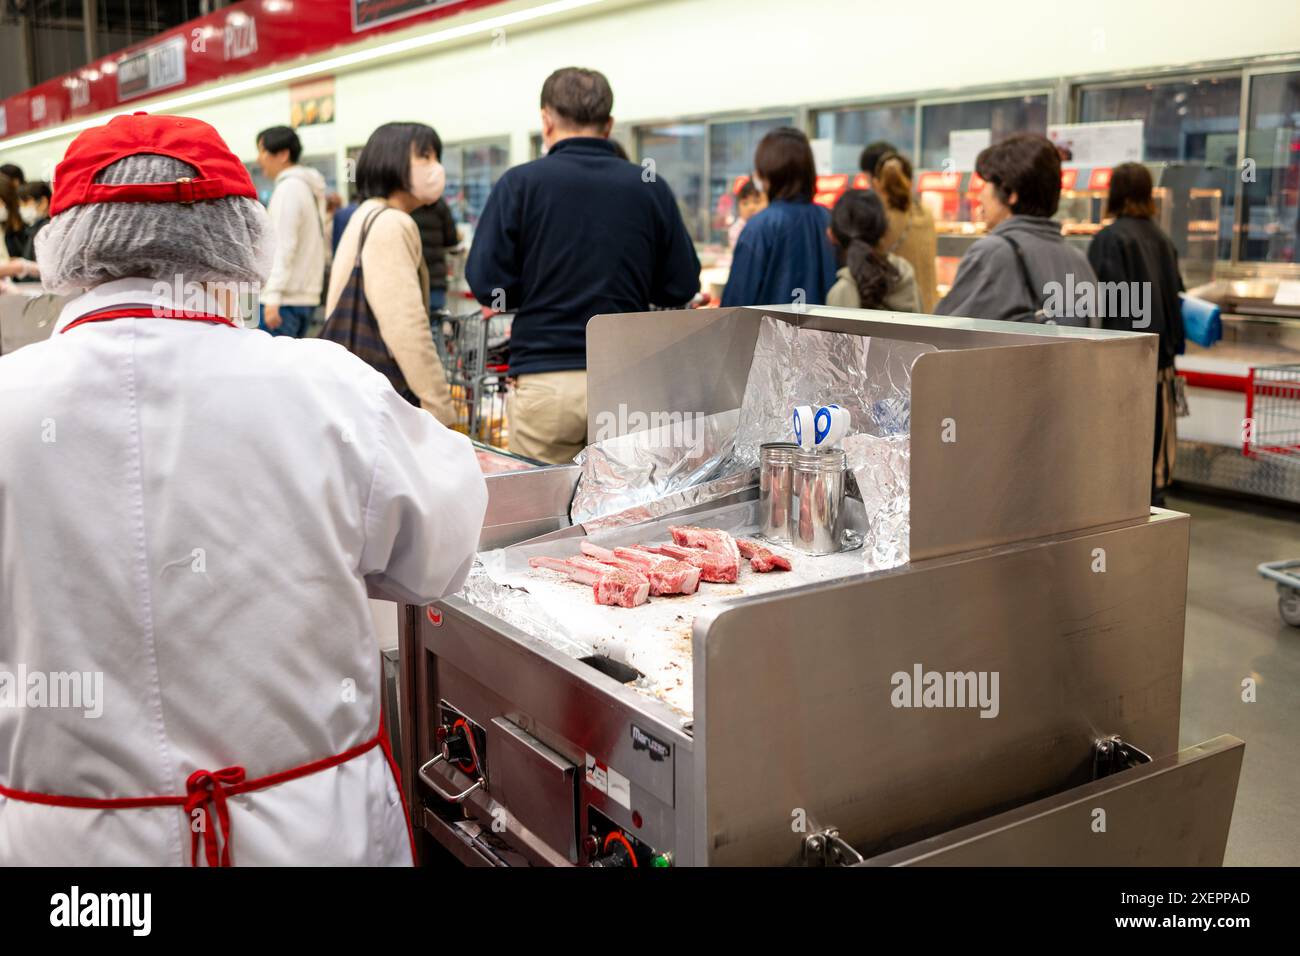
[1246,363,1300,627]
[434,308,512,447]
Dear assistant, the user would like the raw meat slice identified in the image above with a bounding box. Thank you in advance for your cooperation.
[578,541,621,563]
[578,542,673,572]
[568,554,633,578]
[614,548,701,595]
[635,555,701,595]
[636,561,700,597]
[642,542,739,584]
[527,555,650,607]
[593,569,651,608]
[579,544,649,576]
[578,542,700,595]
[529,555,602,585]
[613,546,677,569]
[668,525,742,568]
[737,538,793,572]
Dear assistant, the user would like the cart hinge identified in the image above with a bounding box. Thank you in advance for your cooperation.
[801,827,864,867]
[1092,734,1153,780]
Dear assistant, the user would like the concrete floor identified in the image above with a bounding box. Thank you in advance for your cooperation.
[1170,490,1300,866]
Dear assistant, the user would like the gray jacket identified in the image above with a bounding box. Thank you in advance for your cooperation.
[934,215,1098,326]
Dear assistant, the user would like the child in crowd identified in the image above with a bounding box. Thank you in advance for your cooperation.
[728,178,767,248]
[825,189,920,312]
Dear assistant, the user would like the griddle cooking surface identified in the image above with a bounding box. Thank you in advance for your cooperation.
[471,500,868,717]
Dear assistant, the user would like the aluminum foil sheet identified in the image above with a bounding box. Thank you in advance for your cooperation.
[580,468,758,533]
[567,315,931,574]
[569,409,740,525]
[727,316,931,572]
[844,433,911,571]
[459,564,594,660]
[730,316,936,468]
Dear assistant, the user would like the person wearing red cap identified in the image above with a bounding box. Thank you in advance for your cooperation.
[0,113,487,866]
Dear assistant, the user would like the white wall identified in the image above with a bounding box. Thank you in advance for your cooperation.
[4,0,1300,180]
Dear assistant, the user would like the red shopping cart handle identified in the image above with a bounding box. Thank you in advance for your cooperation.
[1180,370,1249,393]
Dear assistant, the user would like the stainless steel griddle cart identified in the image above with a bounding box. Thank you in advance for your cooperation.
[397,306,1245,867]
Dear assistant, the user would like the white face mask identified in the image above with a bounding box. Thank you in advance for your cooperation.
[409,154,446,205]
[19,204,38,226]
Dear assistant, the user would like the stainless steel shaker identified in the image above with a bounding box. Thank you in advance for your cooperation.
[759,442,799,543]
[791,447,847,555]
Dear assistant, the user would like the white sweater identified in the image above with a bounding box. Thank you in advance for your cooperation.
[262,165,327,307]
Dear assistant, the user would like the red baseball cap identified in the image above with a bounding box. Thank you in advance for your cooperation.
[50,111,258,217]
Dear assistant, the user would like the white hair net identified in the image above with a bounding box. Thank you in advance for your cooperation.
[36,153,274,295]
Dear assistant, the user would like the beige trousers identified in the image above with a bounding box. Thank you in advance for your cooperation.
[508,370,588,465]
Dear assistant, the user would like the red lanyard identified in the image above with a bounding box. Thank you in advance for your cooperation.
[60,304,237,334]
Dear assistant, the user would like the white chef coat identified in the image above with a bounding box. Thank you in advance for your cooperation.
[0,277,487,865]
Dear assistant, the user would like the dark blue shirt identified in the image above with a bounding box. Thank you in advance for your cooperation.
[332,202,357,254]
[721,200,837,308]
[465,137,701,375]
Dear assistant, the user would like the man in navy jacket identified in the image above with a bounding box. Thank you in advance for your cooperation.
[466,67,700,464]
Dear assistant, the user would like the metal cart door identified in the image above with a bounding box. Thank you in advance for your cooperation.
[858,735,1244,866]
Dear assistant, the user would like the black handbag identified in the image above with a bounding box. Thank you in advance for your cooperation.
[319,207,420,406]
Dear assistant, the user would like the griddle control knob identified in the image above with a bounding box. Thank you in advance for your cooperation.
[435,722,473,766]
[589,832,637,868]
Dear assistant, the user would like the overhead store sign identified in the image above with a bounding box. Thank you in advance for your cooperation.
[290,78,336,129]
[354,0,465,31]
[224,12,259,62]
[117,36,188,101]
[0,0,495,143]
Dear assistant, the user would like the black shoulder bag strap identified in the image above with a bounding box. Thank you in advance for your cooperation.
[1000,233,1049,323]
[357,206,390,256]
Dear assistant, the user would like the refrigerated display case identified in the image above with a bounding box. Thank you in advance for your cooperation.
[922,164,1224,298]
[1054,167,1107,237]
[1052,165,1222,285]
[1151,165,1223,288]
[916,170,985,295]
[1075,72,1242,263]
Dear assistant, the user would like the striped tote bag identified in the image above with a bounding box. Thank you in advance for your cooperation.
[319,207,419,406]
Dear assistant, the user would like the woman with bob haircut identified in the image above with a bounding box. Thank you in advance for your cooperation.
[325,121,455,424]
[935,133,1096,325]
[721,127,837,307]
[1088,161,1185,504]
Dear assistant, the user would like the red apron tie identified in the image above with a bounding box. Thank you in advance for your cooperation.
[0,729,391,866]
[184,766,247,868]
